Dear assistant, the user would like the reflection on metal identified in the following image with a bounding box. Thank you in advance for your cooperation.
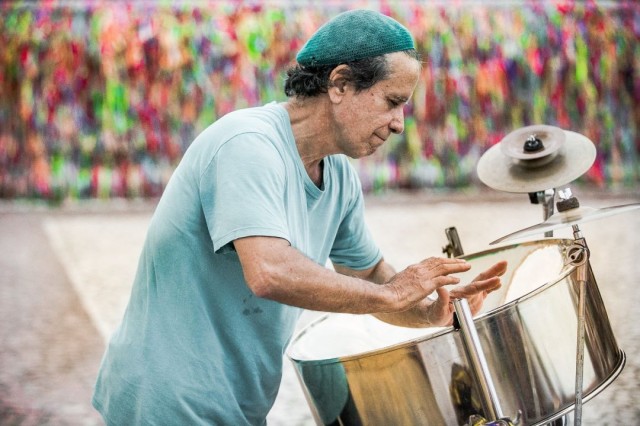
[288,240,625,426]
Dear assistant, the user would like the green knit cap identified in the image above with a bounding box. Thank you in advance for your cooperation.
[296,9,415,67]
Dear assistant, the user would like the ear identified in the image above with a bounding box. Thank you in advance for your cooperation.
[327,64,350,103]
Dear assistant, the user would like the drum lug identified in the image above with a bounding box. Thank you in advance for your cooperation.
[566,241,589,268]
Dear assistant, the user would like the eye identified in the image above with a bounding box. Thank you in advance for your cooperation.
[388,96,409,109]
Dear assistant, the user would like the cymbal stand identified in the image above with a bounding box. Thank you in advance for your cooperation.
[529,188,556,237]
[567,224,590,426]
[555,190,590,426]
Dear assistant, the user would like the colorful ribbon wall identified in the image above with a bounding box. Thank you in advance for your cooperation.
[1,1,638,199]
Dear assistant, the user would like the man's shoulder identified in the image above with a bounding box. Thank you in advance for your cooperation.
[189,104,288,154]
[219,103,286,133]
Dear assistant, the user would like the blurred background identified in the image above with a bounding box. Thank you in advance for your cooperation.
[1,0,638,201]
[0,0,639,425]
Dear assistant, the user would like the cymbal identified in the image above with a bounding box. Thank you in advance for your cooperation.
[477,125,596,193]
[490,203,640,245]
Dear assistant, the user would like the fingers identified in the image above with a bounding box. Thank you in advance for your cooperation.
[451,276,502,298]
[420,257,472,275]
[451,260,508,300]
[412,258,472,290]
[481,276,502,290]
[385,257,471,311]
[422,260,509,325]
[435,286,450,306]
[424,287,455,327]
[473,260,508,282]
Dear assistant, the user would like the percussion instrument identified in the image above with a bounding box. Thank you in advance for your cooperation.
[475,124,636,424]
[477,124,599,238]
[287,125,632,425]
[287,239,625,426]
[476,125,596,194]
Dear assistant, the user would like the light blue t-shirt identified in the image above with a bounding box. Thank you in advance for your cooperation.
[92,102,382,425]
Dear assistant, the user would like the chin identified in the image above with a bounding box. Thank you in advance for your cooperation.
[346,141,379,158]
[361,147,378,158]
[347,151,369,160]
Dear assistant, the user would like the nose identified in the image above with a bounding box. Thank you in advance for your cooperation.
[389,107,405,134]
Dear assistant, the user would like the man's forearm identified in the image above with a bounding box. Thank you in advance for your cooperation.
[235,235,471,322]
[234,236,396,313]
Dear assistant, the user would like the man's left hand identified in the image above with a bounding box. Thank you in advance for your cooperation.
[424,260,508,327]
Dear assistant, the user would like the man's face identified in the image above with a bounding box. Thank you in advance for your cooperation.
[333,52,421,159]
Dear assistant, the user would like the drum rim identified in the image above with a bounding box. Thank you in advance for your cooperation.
[288,239,579,366]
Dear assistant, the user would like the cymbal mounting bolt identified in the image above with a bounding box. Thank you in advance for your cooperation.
[523,134,544,152]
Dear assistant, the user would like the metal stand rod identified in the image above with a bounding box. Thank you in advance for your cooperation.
[453,298,505,421]
[528,189,556,237]
[570,224,589,426]
[444,227,516,424]
[542,189,555,237]
[574,277,586,426]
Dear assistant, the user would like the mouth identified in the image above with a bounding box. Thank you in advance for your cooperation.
[374,133,387,144]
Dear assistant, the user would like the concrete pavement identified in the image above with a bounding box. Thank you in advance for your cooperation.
[1,189,638,425]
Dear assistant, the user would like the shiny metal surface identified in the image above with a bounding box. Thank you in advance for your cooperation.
[491,203,640,244]
[287,240,625,426]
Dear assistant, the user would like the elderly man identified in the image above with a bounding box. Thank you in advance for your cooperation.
[93,9,506,425]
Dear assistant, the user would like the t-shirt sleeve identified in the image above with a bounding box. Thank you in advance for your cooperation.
[329,167,382,270]
[199,133,290,253]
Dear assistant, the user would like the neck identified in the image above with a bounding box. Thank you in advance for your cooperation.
[282,97,337,186]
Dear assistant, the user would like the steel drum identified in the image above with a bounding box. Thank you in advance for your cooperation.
[287,239,625,426]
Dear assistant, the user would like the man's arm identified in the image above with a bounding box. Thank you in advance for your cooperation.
[233,235,471,317]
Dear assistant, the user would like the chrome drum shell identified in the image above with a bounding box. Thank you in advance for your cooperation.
[287,239,625,425]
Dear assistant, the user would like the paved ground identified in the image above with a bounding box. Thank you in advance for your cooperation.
[0,188,638,425]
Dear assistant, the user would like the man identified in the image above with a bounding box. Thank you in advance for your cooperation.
[92,9,506,425]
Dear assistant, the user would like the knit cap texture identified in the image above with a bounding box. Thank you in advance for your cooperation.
[296,9,415,67]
